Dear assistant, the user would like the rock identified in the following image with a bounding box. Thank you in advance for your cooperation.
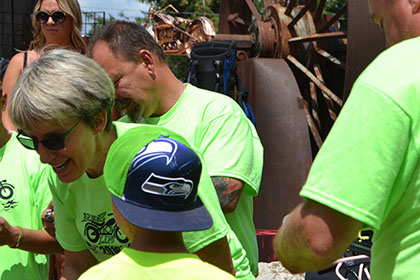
[256,262,305,280]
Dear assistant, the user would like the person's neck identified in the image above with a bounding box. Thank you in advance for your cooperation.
[129,230,189,254]
[43,42,75,52]
[86,124,117,178]
[151,69,185,117]
[0,126,11,149]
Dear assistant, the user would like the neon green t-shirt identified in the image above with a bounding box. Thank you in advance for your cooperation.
[49,122,253,279]
[300,36,420,279]
[120,83,263,275]
[0,134,51,280]
[78,247,236,280]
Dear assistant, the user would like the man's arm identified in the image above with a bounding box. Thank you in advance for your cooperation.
[211,177,244,213]
[0,216,63,254]
[194,235,235,276]
[61,249,98,280]
[274,199,363,273]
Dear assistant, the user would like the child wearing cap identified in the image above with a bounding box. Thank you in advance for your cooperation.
[78,126,235,279]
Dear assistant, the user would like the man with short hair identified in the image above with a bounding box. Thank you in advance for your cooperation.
[274,0,420,278]
[79,125,236,280]
[88,21,263,276]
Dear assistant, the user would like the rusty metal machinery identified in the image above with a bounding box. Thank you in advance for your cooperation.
[144,4,216,56]
[217,0,387,230]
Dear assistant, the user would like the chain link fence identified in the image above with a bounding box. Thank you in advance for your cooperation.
[0,10,106,59]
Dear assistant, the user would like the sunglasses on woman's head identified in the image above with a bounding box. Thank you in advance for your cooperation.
[16,120,81,151]
[35,10,67,24]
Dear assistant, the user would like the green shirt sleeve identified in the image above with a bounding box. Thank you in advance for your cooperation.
[199,108,263,197]
[301,81,413,230]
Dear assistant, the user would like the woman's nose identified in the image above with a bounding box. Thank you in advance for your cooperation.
[46,15,55,25]
[36,144,57,164]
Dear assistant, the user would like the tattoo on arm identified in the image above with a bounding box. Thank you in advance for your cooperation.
[211,177,244,213]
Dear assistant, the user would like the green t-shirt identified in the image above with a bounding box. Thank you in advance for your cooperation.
[300,36,420,279]
[0,134,51,280]
[78,247,236,280]
[49,122,253,279]
[120,83,263,275]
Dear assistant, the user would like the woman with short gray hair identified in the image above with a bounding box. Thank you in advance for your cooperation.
[10,49,138,278]
[11,49,113,133]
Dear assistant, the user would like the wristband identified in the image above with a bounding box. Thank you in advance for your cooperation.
[10,227,24,249]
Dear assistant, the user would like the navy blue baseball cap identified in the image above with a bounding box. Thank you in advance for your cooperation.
[104,125,213,232]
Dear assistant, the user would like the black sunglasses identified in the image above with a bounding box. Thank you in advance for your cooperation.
[17,120,81,151]
[35,10,67,24]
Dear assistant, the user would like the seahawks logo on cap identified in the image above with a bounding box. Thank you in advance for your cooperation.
[129,137,178,175]
[129,137,193,199]
[141,173,193,199]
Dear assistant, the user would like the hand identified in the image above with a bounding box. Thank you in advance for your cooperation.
[41,202,56,237]
[0,216,20,247]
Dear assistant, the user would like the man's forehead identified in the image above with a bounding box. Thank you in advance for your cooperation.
[91,41,112,57]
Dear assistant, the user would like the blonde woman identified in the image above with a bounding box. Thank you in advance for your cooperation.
[1,0,86,131]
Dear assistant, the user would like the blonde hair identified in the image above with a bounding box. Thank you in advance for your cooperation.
[10,49,114,131]
[29,0,86,54]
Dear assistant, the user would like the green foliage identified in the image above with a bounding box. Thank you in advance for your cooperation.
[166,56,190,80]
[83,12,115,36]
[324,0,347,31]
[324,0,347,14]
[253,0,265,14]
[117,11,130,21]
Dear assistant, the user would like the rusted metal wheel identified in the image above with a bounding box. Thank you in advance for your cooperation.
[221,0,386,154]
[247,0,368,153]
[218,0,386,230]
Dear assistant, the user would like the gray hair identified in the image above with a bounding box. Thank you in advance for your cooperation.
[9,48,114,131]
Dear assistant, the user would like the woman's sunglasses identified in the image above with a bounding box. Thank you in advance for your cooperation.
[35,10,67,24]
[16,120,81,151]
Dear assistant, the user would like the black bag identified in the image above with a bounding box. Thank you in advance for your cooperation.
[186,41,256,126]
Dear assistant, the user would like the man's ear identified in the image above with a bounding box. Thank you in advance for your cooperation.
[138,49,156,79]
[411,0,420,13]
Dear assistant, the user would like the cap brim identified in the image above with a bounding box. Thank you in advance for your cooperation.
[111,194,213,232]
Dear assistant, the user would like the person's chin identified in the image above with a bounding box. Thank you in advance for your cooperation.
[126,104,144,123]
[52,160,82,183]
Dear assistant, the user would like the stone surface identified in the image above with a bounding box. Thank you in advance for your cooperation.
[256,262,305,280]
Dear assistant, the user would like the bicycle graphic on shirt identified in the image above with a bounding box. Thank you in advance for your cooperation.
[84,217,128,244]
[0,180,14,200]
[0,180,18,212]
